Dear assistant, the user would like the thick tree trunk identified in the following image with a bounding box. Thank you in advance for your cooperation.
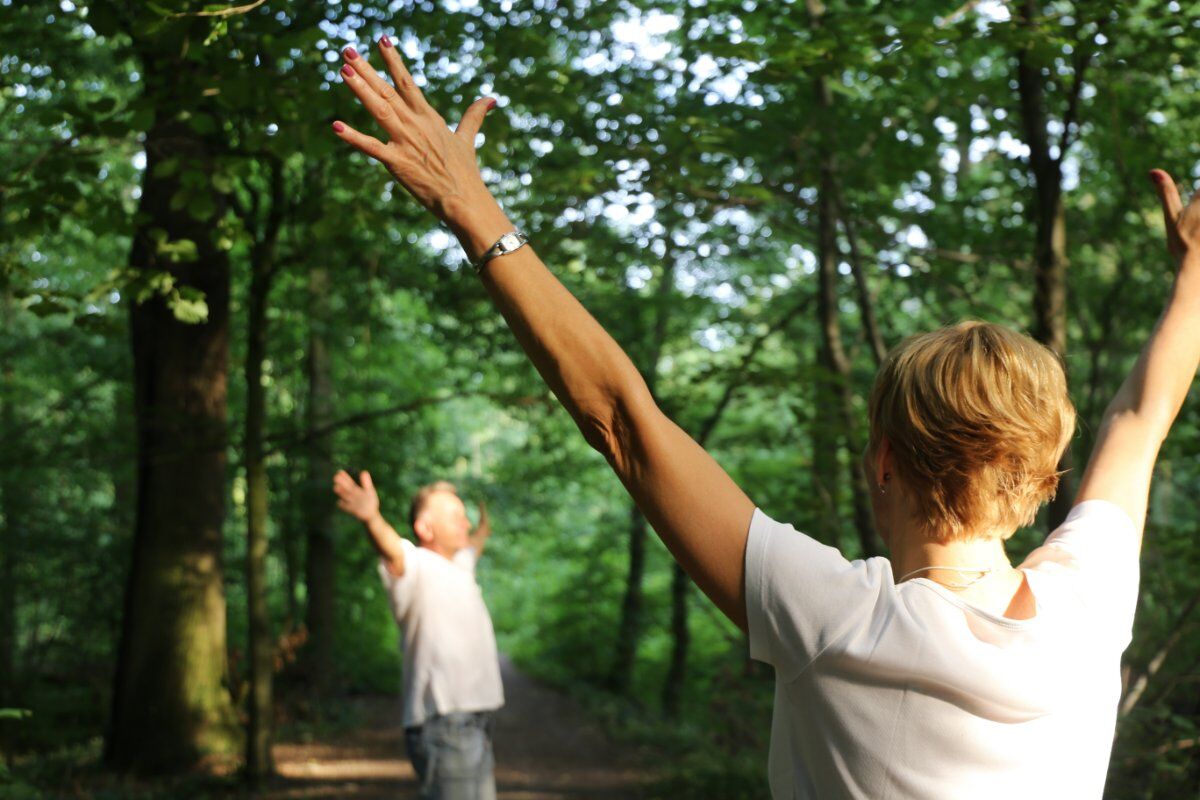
[1016,0,1075,530]
[304,266,336,696]
[244,166,283,781]
[105,115,241,772]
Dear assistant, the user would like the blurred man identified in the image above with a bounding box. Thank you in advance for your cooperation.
[333,472,503,800]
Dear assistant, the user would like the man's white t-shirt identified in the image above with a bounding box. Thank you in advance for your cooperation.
[378,539,505,728]
[745,499,1140,799]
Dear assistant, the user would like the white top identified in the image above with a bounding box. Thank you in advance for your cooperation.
[378,539,505,727]
[745,499,1140,799]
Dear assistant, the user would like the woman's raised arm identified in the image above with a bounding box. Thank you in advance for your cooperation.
[1074,170,1200,546]
[331,41,756,627]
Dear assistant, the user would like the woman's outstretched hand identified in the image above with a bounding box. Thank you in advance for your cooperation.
[1150,169,1200,267]
[331,39,500,239]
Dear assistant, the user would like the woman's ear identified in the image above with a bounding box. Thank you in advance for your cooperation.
[874,436,894,489]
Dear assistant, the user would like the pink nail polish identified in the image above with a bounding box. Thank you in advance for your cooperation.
[344,47,359,60]
[341,64,354,78]
[380,36,393,48]
[332,121,345,133]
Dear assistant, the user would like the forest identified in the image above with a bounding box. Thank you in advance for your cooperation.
[2,0,1199,797]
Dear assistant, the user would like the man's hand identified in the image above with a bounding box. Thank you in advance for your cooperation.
[469,498,492,556]
[330,40,510,259]
[334,469,381,524]
[333,469,407,576]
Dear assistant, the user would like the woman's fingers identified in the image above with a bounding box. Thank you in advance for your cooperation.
[456,97,496,145]
[1151,169,1184,223]
[1151,169,1187,261]
[376,37,432,113]
[331,120,390,163]
[339,59,406,139]
[344,47,413,121]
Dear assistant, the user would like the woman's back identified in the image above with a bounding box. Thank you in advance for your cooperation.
[747,500,1138,799]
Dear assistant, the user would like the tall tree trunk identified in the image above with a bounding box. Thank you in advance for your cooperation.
[244,165,283,782]
[608,506,648,693]
[280,456,302,626]
[1016,0,1094,530]
[662,562,690,716]
[105,113,241,772]
[304,266,336,697]
[807,4,881,558]
[661,299,789,715]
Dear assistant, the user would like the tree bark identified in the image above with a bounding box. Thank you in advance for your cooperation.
[662,562,690,716]
[243,163,284,782]
[829,183,887,367]
[105,113,241,772]
[280,457,302,626]
[1015,0,1092,530]
[303,266,336,697]
[607,505,648,694]
[805,9,881,557]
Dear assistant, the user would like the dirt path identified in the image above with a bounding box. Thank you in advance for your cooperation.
[265,657,655,799]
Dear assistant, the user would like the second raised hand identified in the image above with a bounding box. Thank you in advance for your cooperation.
[332,39,500,232]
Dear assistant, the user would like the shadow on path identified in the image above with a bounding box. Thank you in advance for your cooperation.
[264,657,654,799]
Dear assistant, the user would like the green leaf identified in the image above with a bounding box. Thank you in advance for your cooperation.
[169,286,209,324]
[156,237,198,263]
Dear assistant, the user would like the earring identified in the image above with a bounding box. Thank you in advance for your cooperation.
[877,482,886,494]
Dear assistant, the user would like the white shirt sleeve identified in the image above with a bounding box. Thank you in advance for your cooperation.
[378,538,420,619]
[744,508,893,682]
[1022,499,1141,650]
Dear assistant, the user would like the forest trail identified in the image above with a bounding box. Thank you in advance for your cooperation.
[266,657,656,799]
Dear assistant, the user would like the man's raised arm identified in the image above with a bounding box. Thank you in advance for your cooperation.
[1074,170,1200,545]
[330,40,755,628]
[333,469,407,576]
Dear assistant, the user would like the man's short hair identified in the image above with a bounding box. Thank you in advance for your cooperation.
[408,480,459,531]
[867,321,1075,541]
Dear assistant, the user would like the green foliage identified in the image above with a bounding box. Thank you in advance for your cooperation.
[3,0,1200,795]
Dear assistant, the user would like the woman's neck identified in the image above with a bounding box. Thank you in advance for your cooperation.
[889,522,1015,587]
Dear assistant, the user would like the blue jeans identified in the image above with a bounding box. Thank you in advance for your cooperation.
[405,711,497,800]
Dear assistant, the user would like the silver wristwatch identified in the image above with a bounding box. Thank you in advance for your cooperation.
[472,230,528,272]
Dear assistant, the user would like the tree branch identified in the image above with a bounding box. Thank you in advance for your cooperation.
[169,0,267,19]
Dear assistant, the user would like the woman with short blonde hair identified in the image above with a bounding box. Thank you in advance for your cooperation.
[328,37,1200,799]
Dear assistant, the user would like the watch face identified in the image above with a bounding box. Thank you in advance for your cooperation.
[499,233,521,251]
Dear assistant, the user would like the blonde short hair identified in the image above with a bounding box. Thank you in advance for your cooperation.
[408,480,459,531]
[867,321,1075,541]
